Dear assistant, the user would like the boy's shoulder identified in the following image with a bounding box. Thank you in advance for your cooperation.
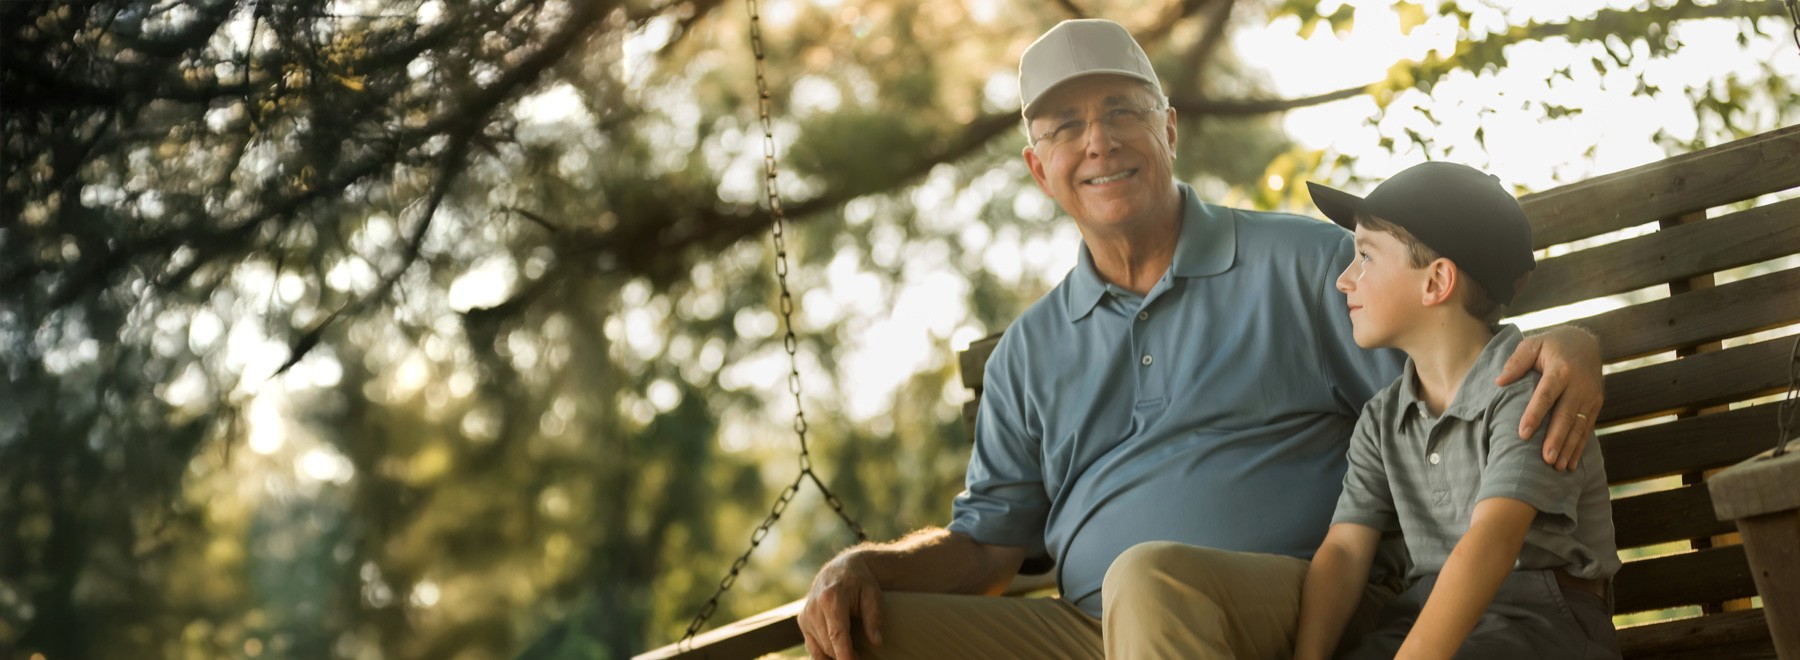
[1468,328,1540,416]
[1354,333,1542,442]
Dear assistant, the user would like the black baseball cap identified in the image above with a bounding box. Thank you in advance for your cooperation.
[1306,162,1536,305]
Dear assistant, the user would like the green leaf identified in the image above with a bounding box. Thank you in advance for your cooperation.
[1395,1,1427,35]
[1326,4,1357,35]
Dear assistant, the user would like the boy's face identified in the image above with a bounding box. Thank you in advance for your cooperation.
[1336,225,1428,349]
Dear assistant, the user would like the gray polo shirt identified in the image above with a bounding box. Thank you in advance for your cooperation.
[1332,325,1620,581]
[949,183,1405,617]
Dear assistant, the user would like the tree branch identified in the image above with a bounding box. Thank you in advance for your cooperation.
[1137,0,1212,45]
[35,0,613,316]
[271,128,467,379]
[504,206,566,234]
[471,77,1382,320]
[651,0,731,57]
[1053,0,1087,19]
[270,0,616,375]
[1175,0,1237,96]
[1168,84,1367,115]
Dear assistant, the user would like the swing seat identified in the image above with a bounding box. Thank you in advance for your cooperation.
[638,125,1800,660]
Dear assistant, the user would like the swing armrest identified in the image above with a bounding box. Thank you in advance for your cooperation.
[632,571,1058,659]
[635,598,805,660]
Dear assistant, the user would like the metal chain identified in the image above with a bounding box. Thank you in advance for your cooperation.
[1786,0,1800,59]
[1773,1,1800,460]
[1774,334,1799,458]
[678,0,867,650]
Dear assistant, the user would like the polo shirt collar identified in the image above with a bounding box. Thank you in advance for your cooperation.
[1396,324,1525,421]
[1169,182,1237,279]
[1066,183,1239,321]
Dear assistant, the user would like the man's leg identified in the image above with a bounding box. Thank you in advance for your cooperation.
[852,591,1101,660]
[1102,541,1312,659]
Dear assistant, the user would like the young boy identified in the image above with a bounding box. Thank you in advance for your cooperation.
[1295,162,1621,660]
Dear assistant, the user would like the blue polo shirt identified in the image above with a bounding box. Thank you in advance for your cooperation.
[948,183,1404,617]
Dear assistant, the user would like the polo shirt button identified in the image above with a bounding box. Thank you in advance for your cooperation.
[1137,311,1149,321]
[1141,354,1153,366]
[1429,453,1441,465]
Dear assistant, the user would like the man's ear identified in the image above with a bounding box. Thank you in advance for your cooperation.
[1024,144,1051,193]
[1421,258,1459,308]
[1164,106,1178,153]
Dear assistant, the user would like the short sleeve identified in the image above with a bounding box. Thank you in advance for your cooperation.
[1313,234,1405,414]
[1330,405,1401,532]
[948,332,1051,556]
[1474,376,1584,533]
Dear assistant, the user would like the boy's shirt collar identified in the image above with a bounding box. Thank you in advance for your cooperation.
[1397,324,1525,422]
[1068,183,1238,321]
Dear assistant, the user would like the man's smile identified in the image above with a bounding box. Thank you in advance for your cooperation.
[1083,168,1138,186]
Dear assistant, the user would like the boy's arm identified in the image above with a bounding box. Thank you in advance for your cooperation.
[1296,523,1383,660]
[1395,497,1538,660]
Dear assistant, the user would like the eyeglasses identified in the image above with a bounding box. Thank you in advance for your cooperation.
[1030,105,1165,153]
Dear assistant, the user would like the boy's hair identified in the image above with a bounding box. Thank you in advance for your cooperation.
[1357,213,1506,325]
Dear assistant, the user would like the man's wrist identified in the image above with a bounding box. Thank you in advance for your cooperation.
[837,545,890,585]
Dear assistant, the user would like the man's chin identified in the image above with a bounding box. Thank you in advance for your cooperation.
[1075,194,1143,219]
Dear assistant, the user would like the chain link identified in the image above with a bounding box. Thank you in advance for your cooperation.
[1774,335,1799,458]
[1786,0,1800,59]
[678,0,868,650]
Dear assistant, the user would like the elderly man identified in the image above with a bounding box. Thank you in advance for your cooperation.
[798,19,1604,660]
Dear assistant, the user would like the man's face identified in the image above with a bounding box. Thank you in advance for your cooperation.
[1336,226,1428,349]
[1023,76,1177,232]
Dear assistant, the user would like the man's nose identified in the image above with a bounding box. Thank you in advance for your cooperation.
[1082,120,1123,154]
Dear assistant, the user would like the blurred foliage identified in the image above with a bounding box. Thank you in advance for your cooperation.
[0,0,1791,659]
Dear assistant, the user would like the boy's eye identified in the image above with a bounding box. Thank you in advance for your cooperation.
[1358,251,1371,263]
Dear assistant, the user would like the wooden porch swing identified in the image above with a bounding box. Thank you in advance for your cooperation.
[639,2,1800,657]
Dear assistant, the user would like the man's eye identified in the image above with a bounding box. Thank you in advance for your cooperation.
[1055,121,1084,139]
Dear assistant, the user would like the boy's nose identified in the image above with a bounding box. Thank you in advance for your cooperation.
[1335,263,1355,293]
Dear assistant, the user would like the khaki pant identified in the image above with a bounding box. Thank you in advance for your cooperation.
[852,542,1393,659]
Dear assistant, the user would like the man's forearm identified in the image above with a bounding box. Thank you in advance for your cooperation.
[847,527,1025,596]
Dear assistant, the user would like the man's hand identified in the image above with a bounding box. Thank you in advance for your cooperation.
[799,552,885,660]
[1495,325,1603,471]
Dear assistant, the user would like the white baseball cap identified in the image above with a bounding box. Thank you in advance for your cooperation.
[1018,19,1163,118]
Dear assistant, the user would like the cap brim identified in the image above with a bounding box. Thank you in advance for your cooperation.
[1022,70,1159,117]
[1306,181,1365,231]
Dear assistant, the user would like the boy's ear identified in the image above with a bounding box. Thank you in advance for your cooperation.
[1420,258,1458,307]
